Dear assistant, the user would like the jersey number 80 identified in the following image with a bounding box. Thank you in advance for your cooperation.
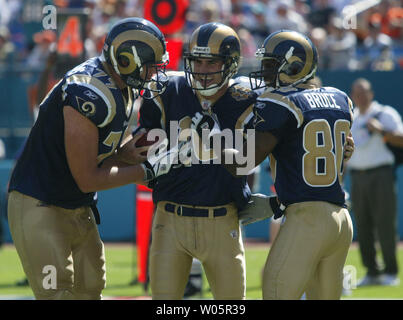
[302,119,350,187]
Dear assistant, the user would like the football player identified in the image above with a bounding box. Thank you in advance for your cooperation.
[193,30,355,299]
[136,22,257,300]
[7,18,172,300]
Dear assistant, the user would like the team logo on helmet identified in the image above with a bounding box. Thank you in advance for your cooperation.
[102,17,169,99]
[249,30,318,90]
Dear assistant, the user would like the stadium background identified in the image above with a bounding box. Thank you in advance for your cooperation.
[0,0,403,244]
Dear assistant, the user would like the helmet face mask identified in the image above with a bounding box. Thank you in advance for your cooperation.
[185,57,229,95]
[103,18,169,98]
[249,30,318,90]
[249,56,281,90]
[183,23,241,97]
[139,59,169,99]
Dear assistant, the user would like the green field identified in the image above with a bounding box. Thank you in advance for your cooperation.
[0,243,402,299]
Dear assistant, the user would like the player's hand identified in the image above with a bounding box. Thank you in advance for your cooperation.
[191,112,221,139]
[116,130,150,165]
[177,140,192,166]
[343,133,355,161]
[141,138,177,181]
[238,194,283,226]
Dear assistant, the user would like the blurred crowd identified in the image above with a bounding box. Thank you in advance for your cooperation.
[0,0,403,73]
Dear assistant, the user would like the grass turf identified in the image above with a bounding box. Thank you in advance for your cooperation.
[0,243,402,299]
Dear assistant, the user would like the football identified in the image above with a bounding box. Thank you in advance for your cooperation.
[135,129,160,155]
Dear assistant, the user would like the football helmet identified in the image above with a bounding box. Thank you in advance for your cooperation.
[102,17,169,98]
[183,22,241,96]
[249,30,318,90]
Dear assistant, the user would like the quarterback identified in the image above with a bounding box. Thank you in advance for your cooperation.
[137,22,257,300]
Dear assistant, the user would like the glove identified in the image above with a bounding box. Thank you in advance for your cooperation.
[177,140,192,166]
[191,112,221,139]
[238,194,285,226]
[141,138,178,181]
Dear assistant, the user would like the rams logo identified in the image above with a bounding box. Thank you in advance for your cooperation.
[102,17,169,95]
[76,97,96,117]
[249,30,318,90]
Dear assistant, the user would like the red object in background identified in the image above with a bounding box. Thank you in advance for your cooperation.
[144,0,189,35]
[166,38,183,70]
[136,185,154,284]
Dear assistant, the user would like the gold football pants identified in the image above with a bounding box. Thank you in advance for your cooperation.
[150,201,246,300]
[263,201,353,300]
[8,191,106,300]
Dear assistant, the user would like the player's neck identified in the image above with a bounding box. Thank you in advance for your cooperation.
[196,84,228,108]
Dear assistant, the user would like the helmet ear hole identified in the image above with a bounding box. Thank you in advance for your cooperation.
[118,55,130,67]
[284,61,304,76]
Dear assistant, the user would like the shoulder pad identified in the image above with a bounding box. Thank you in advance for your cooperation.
[62,74,117,128]
[258,91,304,128]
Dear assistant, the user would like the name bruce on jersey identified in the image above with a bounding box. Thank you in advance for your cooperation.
[303,92,342,110]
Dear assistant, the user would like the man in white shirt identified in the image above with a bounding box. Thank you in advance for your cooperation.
[348,78,402,287]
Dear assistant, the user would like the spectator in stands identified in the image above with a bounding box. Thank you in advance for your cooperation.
[202,1,221,24]
[310,27,327,70]
[0,26,14,69]
[308,0,336,29]
[27,44,59,122]
[294,0,311,17]
[348,78,402,287]
[323,17,358,70]
[362,22,396,71]
[26,30,56,69]
[237,27,259,73]
[266,0,308,34]
[244,2,270,48]
[370,0,403,40]
[184,0,232,36]
[230,0,247,30]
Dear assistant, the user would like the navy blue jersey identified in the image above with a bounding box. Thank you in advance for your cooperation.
[9,57,136,209]
[139,74,257,209]
[254,84,354,207]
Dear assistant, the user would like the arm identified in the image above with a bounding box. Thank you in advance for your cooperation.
[383,131,403,148]
[190,111,279,176]
[344,132,355,161]
[367,117,403,147]
[222,131,278,177]
[64,106,149,192]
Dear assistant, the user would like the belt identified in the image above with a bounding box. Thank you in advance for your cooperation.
[90,204,101,225]
[164,203,227,217]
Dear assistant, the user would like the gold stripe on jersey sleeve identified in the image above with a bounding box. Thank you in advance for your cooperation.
[235,105,254,130]
[258,92,304,128]
[65,74,117,128]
